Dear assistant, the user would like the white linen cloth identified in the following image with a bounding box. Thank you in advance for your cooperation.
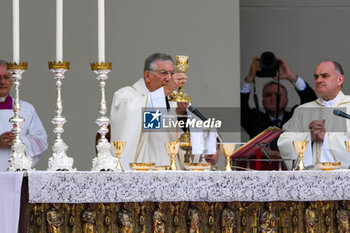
[0,99,48,171]
[0,172,23,233]
[28,170,350,203]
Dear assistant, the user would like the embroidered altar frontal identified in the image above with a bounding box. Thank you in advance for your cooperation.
[25,171,350,232]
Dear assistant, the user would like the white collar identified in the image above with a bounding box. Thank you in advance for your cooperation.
[0,95,8,102]
[321,92,341,107]
[269,113,284,121]
[142,78,151,94]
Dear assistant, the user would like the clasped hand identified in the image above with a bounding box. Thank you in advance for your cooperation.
[309,120,326,142]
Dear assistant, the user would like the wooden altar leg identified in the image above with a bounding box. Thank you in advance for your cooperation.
[18,176,28,233]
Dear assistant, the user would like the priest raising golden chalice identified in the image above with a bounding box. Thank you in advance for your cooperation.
[110,53,217,170]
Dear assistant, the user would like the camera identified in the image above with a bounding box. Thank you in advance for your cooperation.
[256,51,279,77]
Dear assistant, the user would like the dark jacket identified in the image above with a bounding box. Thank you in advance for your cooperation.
[239,82,317,170]
[241,82,317,150]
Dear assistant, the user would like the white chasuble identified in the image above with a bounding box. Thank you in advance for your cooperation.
[0,100,48,171]
[278,91,350,170]
[110,78,184,170]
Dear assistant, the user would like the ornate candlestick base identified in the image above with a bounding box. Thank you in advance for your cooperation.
[91,62,119,171]
[7,62,34,171]
[47,61,76,171]
[92,140,118,171]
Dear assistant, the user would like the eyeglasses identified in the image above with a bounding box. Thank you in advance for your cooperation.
[0,75,11,81]
[150,69,175,77]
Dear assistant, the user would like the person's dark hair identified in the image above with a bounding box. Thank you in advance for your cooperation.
[331,61,344,75]
[144,53,174,72]
[262,81,288,98]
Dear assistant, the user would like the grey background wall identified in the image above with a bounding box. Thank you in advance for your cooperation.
[241,0,350,129]
[0,0,240,170]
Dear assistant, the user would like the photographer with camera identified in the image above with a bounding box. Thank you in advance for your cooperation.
[240,53,317,170]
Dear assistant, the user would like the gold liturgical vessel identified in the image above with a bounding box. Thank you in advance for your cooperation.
[169,55,192,102]
[179,130,192,163]
[293,141,308,170]
[345,141,350,153]
[220,143,236,171]
[112,141,126,171]
[165,141,180,170]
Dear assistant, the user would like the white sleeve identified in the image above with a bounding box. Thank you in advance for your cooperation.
[240,80,252,93]
[325,132,350,169]
[278,107,309,170]
[21,106,48,165]
[294,76,307,91]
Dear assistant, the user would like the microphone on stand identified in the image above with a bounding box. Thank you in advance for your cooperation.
[187,105,223,143]
[333,109,350,120]
[188,105,208,121]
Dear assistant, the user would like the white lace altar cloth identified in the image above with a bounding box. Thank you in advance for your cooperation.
[28,170,350,203]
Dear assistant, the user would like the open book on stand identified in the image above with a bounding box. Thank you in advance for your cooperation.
[232,127,283,159]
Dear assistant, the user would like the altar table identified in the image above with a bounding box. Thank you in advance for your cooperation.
[21,170,350,232]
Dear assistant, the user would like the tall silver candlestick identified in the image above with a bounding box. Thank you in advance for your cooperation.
[47,61,76,171]
[7,62,33,171]
[91,62,119,171]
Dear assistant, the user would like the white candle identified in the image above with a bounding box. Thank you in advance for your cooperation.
[56,0,63,62]
[13,0,20,63]
[98,0,105,63]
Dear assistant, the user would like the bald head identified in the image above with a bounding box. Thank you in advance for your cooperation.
[314,61,344,100]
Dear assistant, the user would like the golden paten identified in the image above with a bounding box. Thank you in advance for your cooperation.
[7,62,28,70]
[184,162,211,171]
[317,162,341,171]
[90,61,112,71]
[129,163,156,171]
[153,166,169,171]
[48,61,70,69]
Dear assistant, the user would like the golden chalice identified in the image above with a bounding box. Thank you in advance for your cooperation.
[112,141,126,171]
[168,55,192,102]
[293,141,308,171]
[220,143,236,171]
[165,141,180,170]
[179,130,192,163]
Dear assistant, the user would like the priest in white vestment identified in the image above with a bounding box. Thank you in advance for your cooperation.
[110,53,218,170]
[278,61,350,170]
[0,60,47,171]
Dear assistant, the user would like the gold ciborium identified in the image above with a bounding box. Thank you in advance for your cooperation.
[179,130,192,163]
[112,141,126,171]
[168,55,192,102]
[220,143,236,171]
[293,141,308,171]
[165,141,180,170]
